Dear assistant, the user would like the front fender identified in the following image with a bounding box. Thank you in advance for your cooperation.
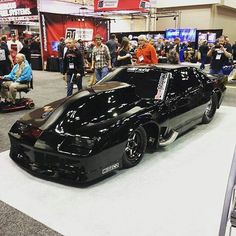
[106,111,157,148]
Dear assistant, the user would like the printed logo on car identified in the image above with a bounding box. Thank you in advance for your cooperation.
[102,163,119,174]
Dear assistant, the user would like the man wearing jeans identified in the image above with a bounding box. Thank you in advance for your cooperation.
[63,39,84,96]
[91,35,111,82]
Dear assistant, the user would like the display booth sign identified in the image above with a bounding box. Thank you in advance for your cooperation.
[165,28,197,42]
[94,0,150,12]
[65,28,94,41]
[0,0,37,22]
[40,12,108,61]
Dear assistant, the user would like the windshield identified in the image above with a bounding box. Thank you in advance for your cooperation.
[96,67,170,100]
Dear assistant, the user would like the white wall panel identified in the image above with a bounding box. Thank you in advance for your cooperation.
[150,0,220,8]
[155,6,212,31]
[110,17,147,32]
[212,6,236,42]
[223,0,236,9]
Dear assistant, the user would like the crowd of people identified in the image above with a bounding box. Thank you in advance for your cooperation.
[0,32,236,104]
[58,33,236,96]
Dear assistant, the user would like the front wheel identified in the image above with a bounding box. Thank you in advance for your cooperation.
[202,94,218,124]
[122,126,147,168]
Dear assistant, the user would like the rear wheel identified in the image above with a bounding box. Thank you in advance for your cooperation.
[122,126,147,168]
[27,102,35,109]
[202,94,218,124]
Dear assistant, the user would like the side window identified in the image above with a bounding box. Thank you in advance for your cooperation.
[127,68,161,98]
[193,69,209,84]
[169,68,200,95]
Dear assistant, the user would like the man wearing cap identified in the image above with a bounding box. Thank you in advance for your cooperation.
[91,34,111,82]
[136,35,158,64]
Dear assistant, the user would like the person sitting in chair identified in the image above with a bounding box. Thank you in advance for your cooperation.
[0,53,32,105]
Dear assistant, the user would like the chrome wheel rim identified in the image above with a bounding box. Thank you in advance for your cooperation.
[205,98,213,117]
[125,132,142,163]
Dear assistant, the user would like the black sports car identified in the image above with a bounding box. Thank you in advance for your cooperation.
[8,65,226,184]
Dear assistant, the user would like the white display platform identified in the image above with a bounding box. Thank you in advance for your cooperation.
[0,106,236,236]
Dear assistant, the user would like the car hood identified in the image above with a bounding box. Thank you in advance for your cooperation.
[18,82,142,133]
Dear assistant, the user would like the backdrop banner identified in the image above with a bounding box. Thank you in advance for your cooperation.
[0,0,37,23]
[39,12,109,61]
[94,0,150,12]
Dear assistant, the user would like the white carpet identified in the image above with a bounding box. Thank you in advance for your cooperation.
[0,106,236,236]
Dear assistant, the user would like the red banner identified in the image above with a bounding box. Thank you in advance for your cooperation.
[40,13,109,61]
[0,0,37,17]
[94,0,150,12]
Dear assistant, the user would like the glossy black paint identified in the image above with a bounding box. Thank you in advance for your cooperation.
[8,65,226,184]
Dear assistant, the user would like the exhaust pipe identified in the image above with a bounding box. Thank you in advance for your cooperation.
[159,130,178,147]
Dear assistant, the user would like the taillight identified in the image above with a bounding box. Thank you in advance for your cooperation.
[29,127,43,139]
[16,121,42,139]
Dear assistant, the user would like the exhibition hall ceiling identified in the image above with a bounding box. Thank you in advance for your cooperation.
[57,0,93,5]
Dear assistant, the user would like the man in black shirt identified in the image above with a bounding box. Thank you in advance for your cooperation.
[63,38,84,96]
[19,39,31,64]
[199,40,209,70]
[0,37,13,76]
[57,37,65,74]
[106,34,118,67]
[207,36,232,75]
[232,40,236,60]
[1,35,14,74]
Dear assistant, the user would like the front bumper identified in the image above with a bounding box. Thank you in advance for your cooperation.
[9,133,124,185]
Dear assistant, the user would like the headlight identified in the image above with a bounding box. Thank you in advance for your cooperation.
[57,135,98,156]
[72,136,96,149]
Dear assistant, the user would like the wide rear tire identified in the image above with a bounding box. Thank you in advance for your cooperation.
[122,126,147,168]
[202,94,218,124]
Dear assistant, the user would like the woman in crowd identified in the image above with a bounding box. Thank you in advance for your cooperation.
[116,37,132,67]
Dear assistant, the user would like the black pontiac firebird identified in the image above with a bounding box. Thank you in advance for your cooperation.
[9,65,226,184]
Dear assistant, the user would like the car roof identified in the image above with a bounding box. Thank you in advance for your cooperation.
[123,64,197,70]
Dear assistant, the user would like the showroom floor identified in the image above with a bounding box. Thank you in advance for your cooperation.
[0,68,236,236]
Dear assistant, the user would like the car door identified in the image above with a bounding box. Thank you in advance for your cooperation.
[166,67,203,130]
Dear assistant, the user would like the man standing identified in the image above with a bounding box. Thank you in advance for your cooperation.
[91,34,111,82]
[232,40,236,60]
[7,34,23,64]
[57,37,65,74]
[199,40,209,70]
[207,36,232,75]
[0,36,14,75]
[136,35,158,64]
[63,38,84,96]
[106,34,118,67]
